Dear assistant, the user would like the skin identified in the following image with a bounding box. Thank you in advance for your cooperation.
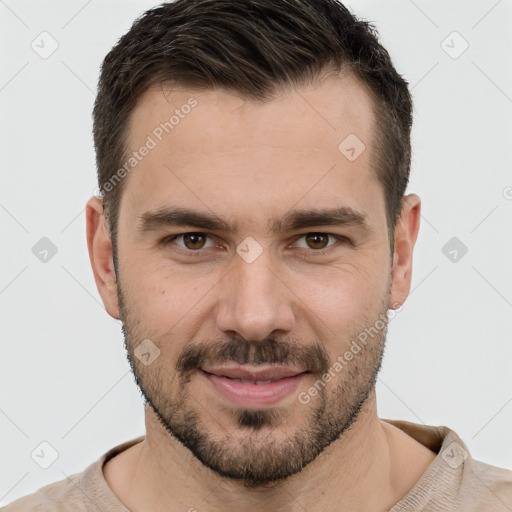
[86,72,434,512]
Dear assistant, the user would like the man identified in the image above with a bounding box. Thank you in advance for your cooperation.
[3,0,511,510]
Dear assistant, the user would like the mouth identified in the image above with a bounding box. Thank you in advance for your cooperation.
[200,365,309,408]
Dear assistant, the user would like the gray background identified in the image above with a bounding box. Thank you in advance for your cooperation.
[1,0,511,506]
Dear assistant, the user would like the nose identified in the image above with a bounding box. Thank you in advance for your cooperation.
[214,249,296,342]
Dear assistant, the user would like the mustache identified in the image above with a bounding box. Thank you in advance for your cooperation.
[176,337,331,375]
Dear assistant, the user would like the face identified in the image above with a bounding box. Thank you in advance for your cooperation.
[98,74,400,486]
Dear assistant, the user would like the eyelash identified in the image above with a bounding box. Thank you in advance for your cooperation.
[161,232,351,257]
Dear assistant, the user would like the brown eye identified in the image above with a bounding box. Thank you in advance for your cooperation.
[182,233,207,250]
[164,232,215,251]
[304,233,330,249]
[293,233,349,254]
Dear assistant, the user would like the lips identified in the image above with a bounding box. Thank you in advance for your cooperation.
[200,365,309,407]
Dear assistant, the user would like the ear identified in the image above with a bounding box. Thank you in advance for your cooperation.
[86,196,120,319]
[389,193,421,310]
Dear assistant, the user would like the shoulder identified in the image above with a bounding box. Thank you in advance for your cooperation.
[1,471,86,512]
[384,419,512,511]
[462,457,512,510]
[1,436,143,512]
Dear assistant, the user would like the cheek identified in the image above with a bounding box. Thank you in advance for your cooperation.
[124,265,218,343]
[296,257,388,323]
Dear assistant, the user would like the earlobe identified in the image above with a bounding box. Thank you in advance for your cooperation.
[389,194,421,310]
[85,196,120,319]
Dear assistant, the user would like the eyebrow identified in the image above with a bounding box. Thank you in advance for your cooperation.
[137,205,370,237]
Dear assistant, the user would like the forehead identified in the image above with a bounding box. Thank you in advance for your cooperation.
[129,73,374,153]
[119,73,384,230]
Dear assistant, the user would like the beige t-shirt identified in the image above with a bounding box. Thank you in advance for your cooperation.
[2,419,511,511]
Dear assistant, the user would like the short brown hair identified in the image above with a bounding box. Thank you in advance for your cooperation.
[93,0,413,257]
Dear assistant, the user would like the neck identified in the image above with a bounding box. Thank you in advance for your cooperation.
[108,390,433,512]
